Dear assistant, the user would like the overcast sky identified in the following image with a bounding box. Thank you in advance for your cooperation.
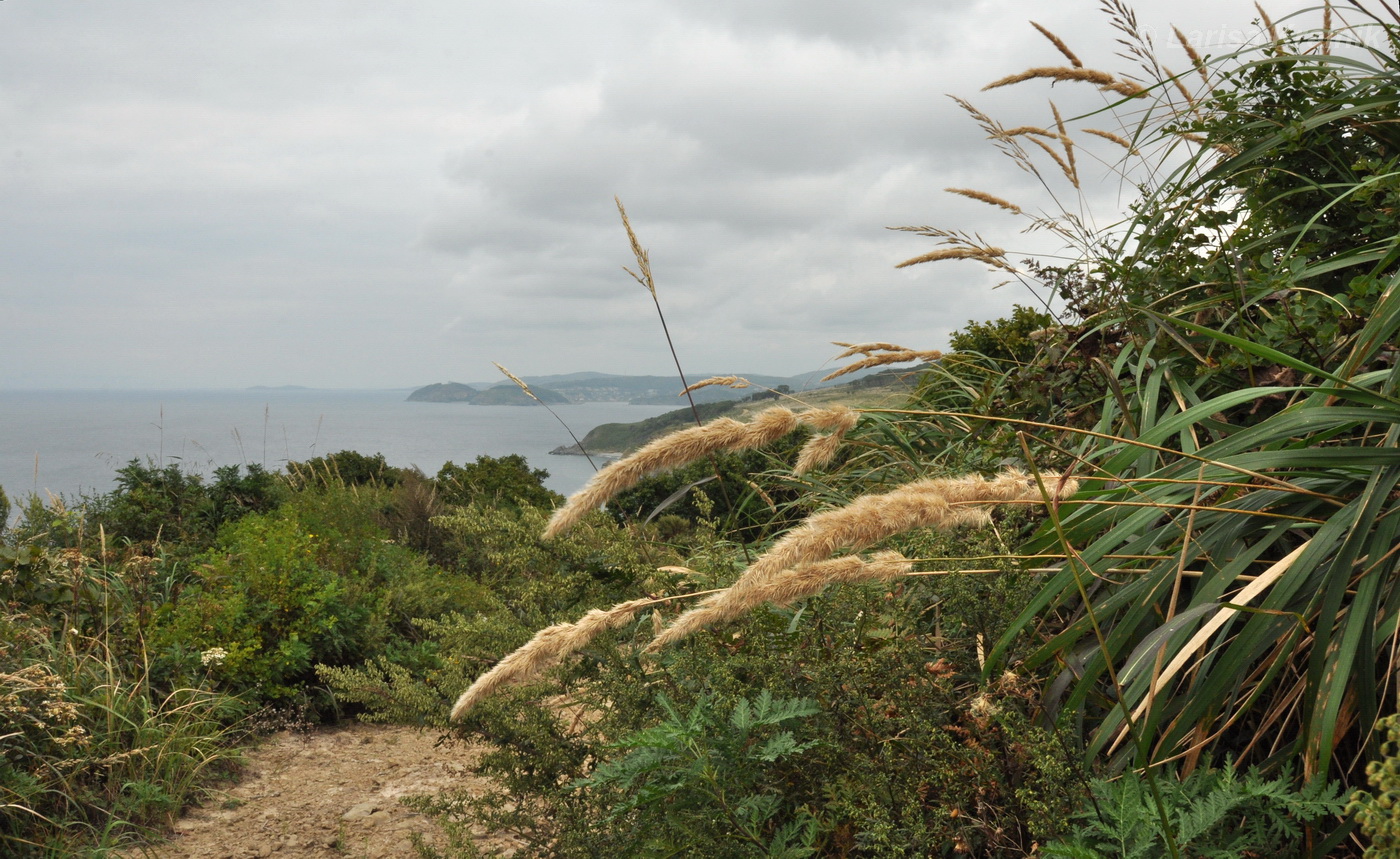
[0,0,1324,390]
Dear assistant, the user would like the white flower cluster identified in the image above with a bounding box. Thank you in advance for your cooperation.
[201,647,229,667]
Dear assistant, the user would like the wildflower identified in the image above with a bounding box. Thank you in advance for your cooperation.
[201,647,229,667]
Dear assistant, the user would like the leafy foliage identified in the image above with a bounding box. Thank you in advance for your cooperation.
[1044,762,1345,859]
[574,690,821,857]
[435,454,562,511]
[1349,715,1400,856]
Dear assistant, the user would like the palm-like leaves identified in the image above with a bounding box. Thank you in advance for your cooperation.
[967,12,1400,787]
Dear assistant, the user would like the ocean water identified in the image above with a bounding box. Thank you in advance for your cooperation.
[0,389,675,505]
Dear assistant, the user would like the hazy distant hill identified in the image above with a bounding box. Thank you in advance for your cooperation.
[450,369,867,406]
[406,382,567,405]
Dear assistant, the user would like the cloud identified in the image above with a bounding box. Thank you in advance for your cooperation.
[0,0,1326,388]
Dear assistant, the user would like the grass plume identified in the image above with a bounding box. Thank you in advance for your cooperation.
[450,596,656,720]
[822,349,944,382]
[894,245,1011,271]
[646,470,1078,651]
[1084,128,1139,152]
[833,341,912,359]
[543,407,803,538]
[983,66,1144,98]
[793,405,860,474]
[945,187,1023,215]
[681,376,751,395]
[1030,21,1083,68]
[545,405,866,537]
[1173,26,1210,85]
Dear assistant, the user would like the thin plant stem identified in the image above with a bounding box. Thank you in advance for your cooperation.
[493,363,599,471]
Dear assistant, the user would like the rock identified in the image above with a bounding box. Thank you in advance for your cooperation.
[342,801,380,820]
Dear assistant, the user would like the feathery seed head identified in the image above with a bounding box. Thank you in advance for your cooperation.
[945,188,1023,215]
[1030,21,1082,68]
[450,596,654,720]
[681,376,751,395]
[895,246,1011,271]
[646,471,1076,651]
[832,341,909,359]
[543,407,800,539]
[983,66,1144,98]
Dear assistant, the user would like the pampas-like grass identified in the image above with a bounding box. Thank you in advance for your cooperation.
[1002,126,1057,139]
[1083,128,1138,153]
[945,187,1023,215]
[983,66,1143,98]
[794,433,846,475]
[752,550,913,607]
[833,341,909,359]
[544,405,869,538]
[646,470,1077,651]
[1173,26,1209,84]
[793,406,859,474]
[450,596,654,720]
[894,246,1011,271]
[822,350,944,382]
[1030,21,1082,69]
[681,376,750,395]
[543,406,801,538]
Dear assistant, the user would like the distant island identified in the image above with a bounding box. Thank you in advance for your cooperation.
[406,382,568,405]
[406,369,865,409]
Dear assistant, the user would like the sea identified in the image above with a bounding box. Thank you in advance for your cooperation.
[0,389,676,511]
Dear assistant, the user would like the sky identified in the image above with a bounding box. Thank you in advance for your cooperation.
[0,0,1326,390]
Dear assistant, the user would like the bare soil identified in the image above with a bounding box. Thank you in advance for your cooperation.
[126,723,521,859]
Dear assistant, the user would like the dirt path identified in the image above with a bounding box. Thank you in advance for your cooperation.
[128,723,522,859]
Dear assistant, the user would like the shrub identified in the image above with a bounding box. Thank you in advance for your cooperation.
[435,454,562,512]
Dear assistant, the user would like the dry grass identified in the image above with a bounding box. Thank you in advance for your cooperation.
[646,470,1078,651]
[1083,128,1138,152]
[1030,21,1082,68]
[681,376,750,395]
[544,405,867,538]
[945,188,1023,215]
[449,597,656,720]
[451,470,1079,715]
[983,66,1144,98]
[822,349,944,382]
[893,245,1011,271]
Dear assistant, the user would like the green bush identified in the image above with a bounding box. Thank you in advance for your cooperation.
[1349,715,1400,857]
[435,454,562,511]
[1045,762,1345,859]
